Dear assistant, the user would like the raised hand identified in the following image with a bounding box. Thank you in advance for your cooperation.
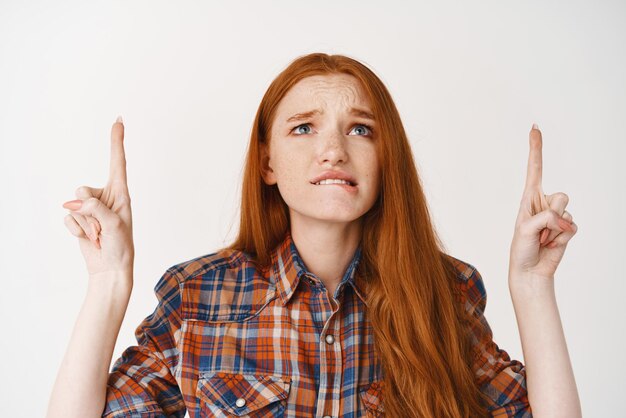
[508,124,578,281]
[62,116,134,277]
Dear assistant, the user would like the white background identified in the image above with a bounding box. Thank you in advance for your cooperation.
[1,1,624,416]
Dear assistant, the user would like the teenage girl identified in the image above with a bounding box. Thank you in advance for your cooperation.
[48,53,581,417]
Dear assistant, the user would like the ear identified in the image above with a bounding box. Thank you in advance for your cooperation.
[260,142,277,185]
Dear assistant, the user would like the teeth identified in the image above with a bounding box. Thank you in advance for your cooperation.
[314,179,353,186]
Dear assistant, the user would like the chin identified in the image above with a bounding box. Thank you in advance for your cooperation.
[300,209,365,224]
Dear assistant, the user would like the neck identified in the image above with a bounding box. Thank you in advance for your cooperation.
[289,214,362,297]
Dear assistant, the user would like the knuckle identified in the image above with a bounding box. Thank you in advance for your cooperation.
[555,192,569,204]
[85,197,100,207]
[549,209,560,219]
[63,216,81,236]
[63,223,75,235]
[75,186,88,196]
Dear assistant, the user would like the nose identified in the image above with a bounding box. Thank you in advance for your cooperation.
[318,129,348,165]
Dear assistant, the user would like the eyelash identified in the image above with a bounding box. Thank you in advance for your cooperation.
[291,123,374,137]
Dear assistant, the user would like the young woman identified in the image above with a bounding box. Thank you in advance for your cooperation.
[48,53,582,417]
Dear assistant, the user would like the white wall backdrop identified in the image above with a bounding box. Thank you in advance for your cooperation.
[1,1,624,416]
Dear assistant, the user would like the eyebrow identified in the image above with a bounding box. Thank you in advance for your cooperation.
[286,107,376,123]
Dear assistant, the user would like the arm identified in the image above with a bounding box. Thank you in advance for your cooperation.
[509,275,582,417]
[461,264,532,416]
[47,268,186,418]
[505,124,582,416]
[102,267,186,417]
[47,272,133,418]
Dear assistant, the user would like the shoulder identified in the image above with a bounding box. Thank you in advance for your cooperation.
[442,254,488,314]
[166,247,253,283]
[162,248,276,322]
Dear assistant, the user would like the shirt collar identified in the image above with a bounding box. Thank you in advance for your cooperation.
[270,229,367,306]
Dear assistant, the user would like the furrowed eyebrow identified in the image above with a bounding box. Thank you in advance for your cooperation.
[285,107,376,123]
[286,109,323,123]
[349,108,376,121]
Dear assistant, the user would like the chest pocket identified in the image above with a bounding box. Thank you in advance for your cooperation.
[359,380,385,417]
[197,372,292,417]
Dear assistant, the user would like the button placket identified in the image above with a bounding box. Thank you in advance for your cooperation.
[319,316,342,418]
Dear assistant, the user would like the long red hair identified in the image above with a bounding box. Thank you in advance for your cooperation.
[224,53,488,417]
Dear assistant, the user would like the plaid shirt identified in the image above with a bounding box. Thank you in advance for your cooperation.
[103,230,531,417]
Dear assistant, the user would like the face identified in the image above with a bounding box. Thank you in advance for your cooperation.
[261,74,381,228]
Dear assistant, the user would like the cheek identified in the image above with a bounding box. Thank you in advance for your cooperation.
[273,149,307,178]
[275,162,301,184]
[360,147,380,177]
[273,162,306,196]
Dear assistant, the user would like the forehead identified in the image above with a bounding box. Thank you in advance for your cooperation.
[276,74,371,115]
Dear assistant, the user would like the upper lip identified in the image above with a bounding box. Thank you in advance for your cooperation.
[310,170,357,185]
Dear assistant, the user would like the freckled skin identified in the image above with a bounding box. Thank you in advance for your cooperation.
[261,74,381,228]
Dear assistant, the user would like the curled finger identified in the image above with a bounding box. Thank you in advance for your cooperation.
[544,211,575,247]
[561,210,573,223]
[540,193,570,246]
[546,220,578,249]
[64,214,87,238]
[69,211,97,241]
[75,186,103,235]
[64,213,99,248]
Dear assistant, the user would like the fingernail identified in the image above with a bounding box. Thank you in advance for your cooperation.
[540,229,549,244]
[557,217,573,231]
[63,199,82,210]
[532,123,539,130]
[116,115,123,123]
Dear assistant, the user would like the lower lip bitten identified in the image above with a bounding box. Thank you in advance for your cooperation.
[313,183,358,193]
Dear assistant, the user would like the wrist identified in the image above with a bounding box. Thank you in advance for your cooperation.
[509,272,555,298]
[87,271,133,298]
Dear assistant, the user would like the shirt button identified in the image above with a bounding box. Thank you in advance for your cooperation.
[235,398,246,407]
[325,334,335,344]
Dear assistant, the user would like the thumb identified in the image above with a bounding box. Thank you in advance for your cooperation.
[521,208,575,241]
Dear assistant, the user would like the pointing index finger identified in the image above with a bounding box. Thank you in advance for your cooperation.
[524,123,543,193]
[109,115,128,188]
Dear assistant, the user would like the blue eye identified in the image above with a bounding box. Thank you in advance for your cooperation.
[293,124,312,135]
[350,124,373,136]
[291,123,374,136]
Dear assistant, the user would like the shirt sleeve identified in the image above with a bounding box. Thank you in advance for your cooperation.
[102,268,187,418]
[463,265,533,417]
